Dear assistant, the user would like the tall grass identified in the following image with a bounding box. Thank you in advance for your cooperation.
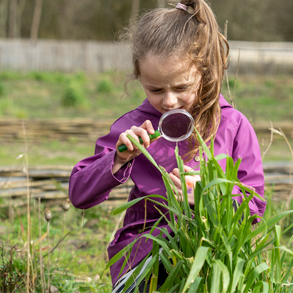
[107,129,293,292]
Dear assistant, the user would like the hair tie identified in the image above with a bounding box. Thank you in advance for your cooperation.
[176,3,188,12]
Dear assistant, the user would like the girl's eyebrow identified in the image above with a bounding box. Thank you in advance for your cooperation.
[144,81,194,88]
[173,82,193,87]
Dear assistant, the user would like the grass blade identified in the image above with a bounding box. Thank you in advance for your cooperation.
[187,277,202,293]
[230,257,245,293]
[111,194,169,215]
[182,246,209,293]
[210,261,222,293]
[158,260,184,292]
[243,263,270,293]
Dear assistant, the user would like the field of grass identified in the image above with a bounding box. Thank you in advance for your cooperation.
[0,71,292,122]
[0,71,146,120]
[221,75,293,123]
[0,199,120,292]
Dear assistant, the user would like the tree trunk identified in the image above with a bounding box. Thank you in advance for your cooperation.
[31,0,43,41]
[8,0,17,38]
[16,0,27,38]
[0,0,9,37]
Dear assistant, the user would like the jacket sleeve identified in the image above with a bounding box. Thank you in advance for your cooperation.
[69,137,134,209]
[231,116,267,222]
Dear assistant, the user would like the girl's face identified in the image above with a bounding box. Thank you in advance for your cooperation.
[139,54,200,114]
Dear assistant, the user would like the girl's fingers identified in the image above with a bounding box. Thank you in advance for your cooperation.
[169,172,181,189]
[142,120,155,135]
[138,120,155,148]
[116,120,155,157]
[124,120,155,149]
[184,165,193,172]
[171,168,180,178]
[118,131,139,151]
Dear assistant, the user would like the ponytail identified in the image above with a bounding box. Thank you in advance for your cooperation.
[179,0,229,160]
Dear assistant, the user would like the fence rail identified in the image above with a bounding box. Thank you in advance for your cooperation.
[0,39,292,75]
[0,118,292,142]
[0,164,292,209]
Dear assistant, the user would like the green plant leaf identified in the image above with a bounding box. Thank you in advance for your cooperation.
[140,234,172,258]
[103,239,137,273]
[213,259,230,293]
[126,134,161,172]
[187,277,202,293]
[175,146,191,219]
[133,254,159,293]
[214,153,228,161]
[123,251,152,292]
[194,127,212,159]
[243,263,270,293]
[158,260,184,292]
[245,210,293,243]
[182,246,209,293]
[210,261,222,293]
[111,194,168,215]
[230,257,245,293]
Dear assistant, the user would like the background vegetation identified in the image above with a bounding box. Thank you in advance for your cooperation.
[0,0,293,42]
[0,71,293,122]
[0,71,292,166]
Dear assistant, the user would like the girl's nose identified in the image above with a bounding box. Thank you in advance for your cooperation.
[163,92,178,109]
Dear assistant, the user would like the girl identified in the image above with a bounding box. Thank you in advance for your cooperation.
[69,0,266,291]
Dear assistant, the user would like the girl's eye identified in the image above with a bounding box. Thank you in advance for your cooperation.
[176,86,188,91]
[150,89,162,93]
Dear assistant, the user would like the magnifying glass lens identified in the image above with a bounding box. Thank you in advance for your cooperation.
[159,109,194,142]
[161,113,193,138]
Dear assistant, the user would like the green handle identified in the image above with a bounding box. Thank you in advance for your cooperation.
[118,130,161,152]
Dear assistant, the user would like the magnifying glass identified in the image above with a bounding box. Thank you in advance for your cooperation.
[118,109,194,152]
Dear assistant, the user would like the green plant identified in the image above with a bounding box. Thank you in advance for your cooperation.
[0,244,25,292]
[106,129,293,292]
[62,82,87,108]
[96,79,113,93]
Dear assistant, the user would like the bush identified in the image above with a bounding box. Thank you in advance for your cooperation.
[225,77,241,90]
[62,82,87,108]
[74,71,87,83]
[30,71,67,83]
[0,71,21,80]
[264,80,276,88]
[96,79,113,93]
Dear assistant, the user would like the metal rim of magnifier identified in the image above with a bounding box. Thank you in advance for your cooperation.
[158,109,194,142]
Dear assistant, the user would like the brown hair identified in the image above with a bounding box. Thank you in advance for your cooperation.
[126,0,229,160]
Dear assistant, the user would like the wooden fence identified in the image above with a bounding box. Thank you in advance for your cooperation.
[0,39,293,75]
[0,118,292,143]
[0,166,133,209]
[0,163,292,209]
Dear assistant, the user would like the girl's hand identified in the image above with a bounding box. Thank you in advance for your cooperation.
[169,165,201,206]
[113,120,155,173]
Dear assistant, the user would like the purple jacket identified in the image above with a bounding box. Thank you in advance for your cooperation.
[69,95,266,286]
